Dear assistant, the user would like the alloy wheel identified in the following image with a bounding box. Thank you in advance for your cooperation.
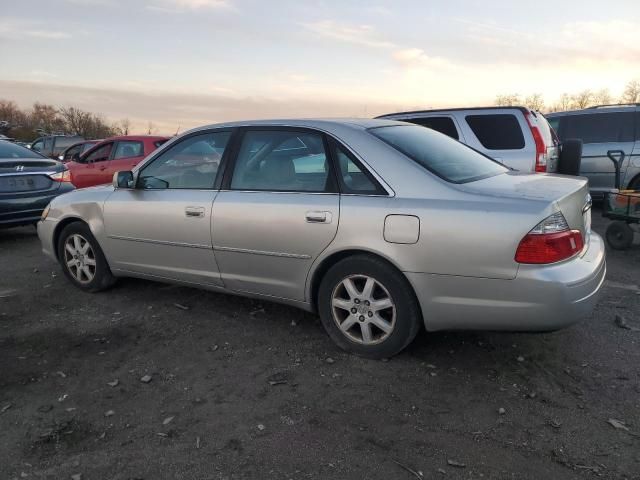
[331,274,396,345]
[63,234,97,284]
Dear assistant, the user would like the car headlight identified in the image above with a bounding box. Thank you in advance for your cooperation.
[41,204,51,221]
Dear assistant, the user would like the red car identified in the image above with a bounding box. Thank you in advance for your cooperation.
[67,136,169,188]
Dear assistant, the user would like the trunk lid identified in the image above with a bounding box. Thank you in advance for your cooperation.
[0,158,62,194]
[461,171,591,236]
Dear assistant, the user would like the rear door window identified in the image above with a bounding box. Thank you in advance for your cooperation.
[230,130,333,192]
[113,141,144,159]
[563,112,635,144]
[406,116,459,140]
[465,114,525,150]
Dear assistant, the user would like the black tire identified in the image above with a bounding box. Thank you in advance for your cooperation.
[56,221,116,292]
[558,139,583,176]
[317,254,422,359]
[626,175,640,191]
[605,221,634,250]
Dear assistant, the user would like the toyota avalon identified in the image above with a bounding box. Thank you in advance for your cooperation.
[37,119,605,358]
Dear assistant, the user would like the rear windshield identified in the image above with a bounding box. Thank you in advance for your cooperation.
[0,141,45,159]
[369,125,508,183]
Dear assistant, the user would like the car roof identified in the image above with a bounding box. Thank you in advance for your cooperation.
[103,135,169,141]
[187,118,407,135]
[547,104,639,117]
[376,106,531,118]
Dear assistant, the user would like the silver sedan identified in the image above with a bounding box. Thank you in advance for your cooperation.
[37,119,606,358]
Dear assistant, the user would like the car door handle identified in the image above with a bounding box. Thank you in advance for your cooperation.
[305,211,332,223]
[185,207,205,218]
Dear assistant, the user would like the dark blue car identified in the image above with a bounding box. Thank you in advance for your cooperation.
[0,140,74,229]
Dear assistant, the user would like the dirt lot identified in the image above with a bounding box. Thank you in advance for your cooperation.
[1,212,639,480]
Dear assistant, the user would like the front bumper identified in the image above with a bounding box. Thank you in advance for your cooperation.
[406,231,606,332]
[37,217,57,261]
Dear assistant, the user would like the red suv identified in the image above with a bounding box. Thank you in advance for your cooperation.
[67,136,169,188]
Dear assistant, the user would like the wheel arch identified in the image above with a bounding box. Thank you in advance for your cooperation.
[307,248,415,312]
[52,217,89,260]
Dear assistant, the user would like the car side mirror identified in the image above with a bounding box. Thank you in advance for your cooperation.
[113,171,135,189]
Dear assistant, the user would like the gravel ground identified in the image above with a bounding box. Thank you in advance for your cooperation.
[1,211,639,480]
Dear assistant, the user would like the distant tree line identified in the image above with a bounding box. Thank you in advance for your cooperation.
[0,99,135,142]
[495,79,640,113]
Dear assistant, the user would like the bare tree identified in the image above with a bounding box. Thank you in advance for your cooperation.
[146,121,158,135]
[58,106,115,139]
[114,118,131,136]
[621,79,640,103]
[524,93,545,111]
[495,93,521,106]
[571,90,594,109]
[593,88,612,106]
[31,102,64,134]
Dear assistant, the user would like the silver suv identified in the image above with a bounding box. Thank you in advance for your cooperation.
[377,107,558,174]
[546,104,640,197]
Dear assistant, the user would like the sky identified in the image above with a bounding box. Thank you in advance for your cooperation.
[1,0,639,133]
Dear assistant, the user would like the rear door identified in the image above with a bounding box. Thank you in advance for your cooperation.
[212,128,339,301]
[560,110,636,194]
[108,140,145,179]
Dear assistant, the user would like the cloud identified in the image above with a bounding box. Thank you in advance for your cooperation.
[392,48,452,69]
[147,0,232,12]
[302,20,396,49]
[458,18,640,67]
[0,20,72,40]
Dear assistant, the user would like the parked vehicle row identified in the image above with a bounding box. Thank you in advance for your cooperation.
[37,119,605,358]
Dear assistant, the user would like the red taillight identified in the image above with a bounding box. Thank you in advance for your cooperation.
[515,212,584,264]
[49,169,71,182]
[525,112,547,173]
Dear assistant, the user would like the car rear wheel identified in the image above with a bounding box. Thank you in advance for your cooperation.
[57,222,116,292]
[318,255,422,359]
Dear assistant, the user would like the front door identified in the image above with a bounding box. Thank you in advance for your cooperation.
[102,130,232,286]
[72,142,113,188]
[212,128,339,301]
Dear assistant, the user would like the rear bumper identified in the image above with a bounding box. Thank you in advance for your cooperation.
[0,187,72,229]
[406,232,606,332]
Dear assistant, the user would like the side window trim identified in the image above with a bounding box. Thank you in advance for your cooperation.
[136,129,235,190]
[327,137,387,196]
[221,126,338,194]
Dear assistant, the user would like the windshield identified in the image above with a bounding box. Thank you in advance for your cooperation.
[0,141,45,159]
[369,125,508,183]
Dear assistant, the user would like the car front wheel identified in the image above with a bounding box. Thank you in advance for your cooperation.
[57,222,116,292]
[318,255,422,359]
